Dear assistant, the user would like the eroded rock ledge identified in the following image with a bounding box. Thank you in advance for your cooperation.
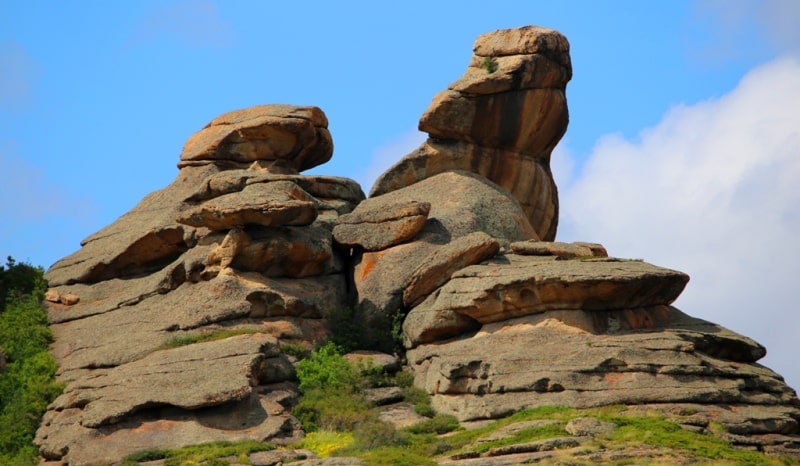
[37,25,800,465]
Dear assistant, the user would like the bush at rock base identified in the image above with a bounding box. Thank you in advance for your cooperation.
[0,258,63,466]
[120,440,274,466]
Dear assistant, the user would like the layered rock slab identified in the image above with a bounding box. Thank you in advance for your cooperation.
[179,105,333,172]
[408,307,800,424]
[38,105,363,465]
[343,171,535,347]
[372,25,571,240]
[403,254,689,347]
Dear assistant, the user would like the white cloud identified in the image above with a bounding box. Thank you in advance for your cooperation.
[127,0,235,49]
[555,57,800,391]
[356,129,427,194]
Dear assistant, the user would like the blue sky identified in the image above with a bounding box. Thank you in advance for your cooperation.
[2,1,799,389]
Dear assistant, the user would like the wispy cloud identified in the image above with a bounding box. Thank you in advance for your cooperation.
[0,40,36,113]
[356,129,427,194]
[127,0,236,49]
[694,0,800,60]
[555,57,800,390]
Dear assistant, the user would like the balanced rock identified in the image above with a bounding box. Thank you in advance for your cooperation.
[333,200,431,251]
[179,105,333,173]
[371,25,570,241]
[38,105,362,465]
[36,26,800,465]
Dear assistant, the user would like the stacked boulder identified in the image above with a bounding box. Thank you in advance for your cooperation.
[352,26,800,457]
[371,25,570,241]
[35,25,800,464]
[36,105,363,465]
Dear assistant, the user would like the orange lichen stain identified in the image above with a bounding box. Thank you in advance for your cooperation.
[603,373,625,385]
[356,251,383,282]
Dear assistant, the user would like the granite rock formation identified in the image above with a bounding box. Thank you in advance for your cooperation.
[371,25,570,241]
[36,26,800,465]
[37,106,363,465]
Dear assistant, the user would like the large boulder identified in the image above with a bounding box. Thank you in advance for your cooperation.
[371,25,571,241]
[179,105,333,173]
[343,171,536,348]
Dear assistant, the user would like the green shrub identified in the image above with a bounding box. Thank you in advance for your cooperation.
[121,440,274,466]
[0,259,63,466]
[279,341,312,360]
[295,342,357,392]
[293,386,372,432]
[405,414,460,435]
[481,55,498,73]
[0,257,45,312]
[402,385,434,417]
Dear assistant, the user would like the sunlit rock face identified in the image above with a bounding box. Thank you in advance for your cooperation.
[36,25,800,465]
[371,25,571,241]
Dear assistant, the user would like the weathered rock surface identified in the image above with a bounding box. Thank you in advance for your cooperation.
[510,240,607,259]
[406,299,800,452]
[37,105,363,465]
[333,200,430,251]
[37,25,800,465]
[403,254,689,347]
[351,171,535,347]
[371,25,571,241]
[179,105,333,172]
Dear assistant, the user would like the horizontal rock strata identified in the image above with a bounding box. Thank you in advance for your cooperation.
[372,25,571,240]
[37,106,363,465]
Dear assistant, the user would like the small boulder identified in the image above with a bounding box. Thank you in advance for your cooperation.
[510,240,608,259]
[177,181,318,231]
[179,105,333,173]
[333,200,430,251]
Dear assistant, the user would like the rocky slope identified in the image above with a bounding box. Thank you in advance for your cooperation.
[36,25,800,465]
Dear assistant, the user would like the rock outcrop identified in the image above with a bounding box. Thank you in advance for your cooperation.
[37,106,363,465]
[371,25,570,241]
[36,25,800,465]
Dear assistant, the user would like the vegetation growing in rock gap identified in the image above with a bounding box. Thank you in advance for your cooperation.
[120,440,275,466]
[481,55,498,73]
[291,341,461,463]
[325,305,406,355]
[0,258,63,466]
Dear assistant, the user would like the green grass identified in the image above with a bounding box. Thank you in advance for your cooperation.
[0,259,64,466]
[121,440,274,466]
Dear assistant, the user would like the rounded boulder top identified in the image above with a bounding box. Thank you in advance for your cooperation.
[178,104,333,173]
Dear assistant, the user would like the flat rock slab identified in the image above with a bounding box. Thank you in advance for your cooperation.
[45,164,217,286]
[55,333,279,428]
[565,417,616,437]
[333,200,431,251]
[187,171,365,206]
[403,231,499,308]
[39,392,300,466]
[179,105,332,172]
[177,180,318,230]
[407,309,796,422]
[420,254,689,326]
[510,240,608,259]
